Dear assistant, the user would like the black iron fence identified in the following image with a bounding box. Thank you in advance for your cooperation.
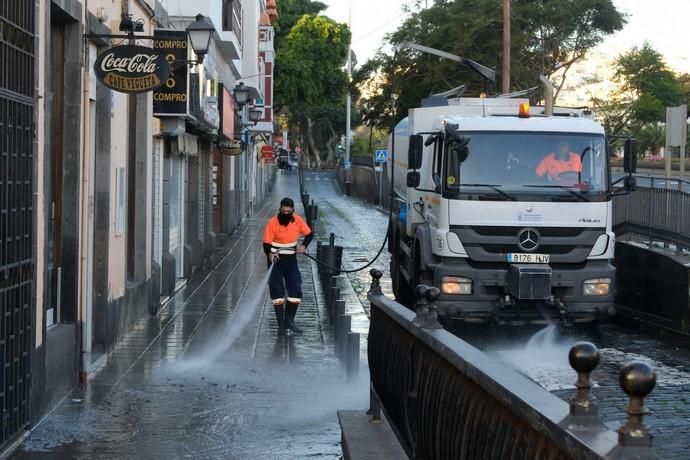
[366,270,658,460]
[613,175,690,249]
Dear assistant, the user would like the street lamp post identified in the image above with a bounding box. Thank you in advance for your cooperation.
[186,14,215,64]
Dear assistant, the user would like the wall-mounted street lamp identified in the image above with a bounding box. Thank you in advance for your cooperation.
[185,14,215,65]
[248,107,263,124]
[86,13,215,66]
[233,82,250,108]
[233,83,261,126]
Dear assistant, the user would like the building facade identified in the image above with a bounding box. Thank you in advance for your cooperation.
[0,0,278,452]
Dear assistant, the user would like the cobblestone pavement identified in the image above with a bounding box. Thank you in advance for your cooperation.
[13,172,368,459]
[470,323,690,460]
[303,171,690,460]
[302,170,393,315]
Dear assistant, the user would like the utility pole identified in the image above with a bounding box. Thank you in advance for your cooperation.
[502,0,511,94]
[345,5,352,195]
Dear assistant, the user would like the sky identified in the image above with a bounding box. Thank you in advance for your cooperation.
[321,0,690,72]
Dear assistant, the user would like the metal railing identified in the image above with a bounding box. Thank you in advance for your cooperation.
[613,175,690,249]
[366,270,658,460]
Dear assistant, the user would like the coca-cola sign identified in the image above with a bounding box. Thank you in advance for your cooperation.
[94,44,170,94]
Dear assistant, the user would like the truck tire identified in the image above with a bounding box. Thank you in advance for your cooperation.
[391,255,413,307]
[390,229,414,307]
[413,242,434,288]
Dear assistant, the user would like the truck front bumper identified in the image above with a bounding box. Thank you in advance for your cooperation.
[433,259,615,323]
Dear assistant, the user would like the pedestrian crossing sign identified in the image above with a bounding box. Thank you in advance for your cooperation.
[375,150,388,162]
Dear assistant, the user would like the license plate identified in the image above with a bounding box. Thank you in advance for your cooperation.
[507,253,550,263]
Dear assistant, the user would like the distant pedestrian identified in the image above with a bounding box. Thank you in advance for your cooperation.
[263,197,313,335]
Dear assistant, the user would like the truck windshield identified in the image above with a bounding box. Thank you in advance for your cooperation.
[445,132,609,202]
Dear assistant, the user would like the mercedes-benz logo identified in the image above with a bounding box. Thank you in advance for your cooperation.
[517,228,540,252]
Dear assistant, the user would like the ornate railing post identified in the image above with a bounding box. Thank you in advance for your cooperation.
[560,342,605,431]
[423,287,443,329]
[412,285,429,327]
[368,268,383,296]
[412,285,442,329]
[608,361,658,459]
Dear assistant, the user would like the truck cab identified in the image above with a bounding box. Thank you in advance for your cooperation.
[388,97,630,324]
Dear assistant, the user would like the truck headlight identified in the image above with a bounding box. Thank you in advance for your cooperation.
[441,276,472,295]
[583,278,612,296]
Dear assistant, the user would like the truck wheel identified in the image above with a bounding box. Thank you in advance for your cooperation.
[392,257,413,307]
[391,240,414,307]
[413,245,434,288]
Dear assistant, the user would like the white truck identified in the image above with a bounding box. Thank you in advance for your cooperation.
[387,95,636,324]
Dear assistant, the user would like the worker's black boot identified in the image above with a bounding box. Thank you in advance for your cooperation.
[274,305,286,336]
[285,302,302,333]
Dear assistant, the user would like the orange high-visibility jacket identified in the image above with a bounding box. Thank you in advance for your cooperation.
[263,214,312,255]
[536,152,581,179]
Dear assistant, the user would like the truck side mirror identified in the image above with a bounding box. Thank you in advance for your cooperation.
[407,171,420,188]
[624,138,637,174]
[408,134,423,169]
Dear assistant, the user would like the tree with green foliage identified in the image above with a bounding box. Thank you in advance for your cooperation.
[274,0,327,47]
[593,43,686,155]
[355,0,625,130]
[274,14,351,168]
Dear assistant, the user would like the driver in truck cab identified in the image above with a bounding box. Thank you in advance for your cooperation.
[535,140,581,181]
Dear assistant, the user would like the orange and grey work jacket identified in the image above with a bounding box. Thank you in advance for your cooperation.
[262,214,313,257]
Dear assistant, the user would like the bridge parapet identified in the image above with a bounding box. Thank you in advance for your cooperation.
[366,269,658,459]
[613,175,690,249]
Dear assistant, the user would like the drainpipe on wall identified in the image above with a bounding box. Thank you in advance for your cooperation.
[78,0,90,385]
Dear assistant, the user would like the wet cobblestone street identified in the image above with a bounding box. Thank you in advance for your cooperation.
[304,170,690,459]
[13,172,367,459]
[13,168,690,459]
[302,171,393,313]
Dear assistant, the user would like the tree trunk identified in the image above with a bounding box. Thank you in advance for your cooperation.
[324,121,338,166]
[306,115,322,169]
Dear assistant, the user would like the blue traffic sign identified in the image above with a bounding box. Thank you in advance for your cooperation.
[375,149,388,162]
[344,160,352,169]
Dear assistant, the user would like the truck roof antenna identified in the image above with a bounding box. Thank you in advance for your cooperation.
[394,42,496,84]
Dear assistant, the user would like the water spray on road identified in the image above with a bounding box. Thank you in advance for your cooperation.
[494,324,576,391]
[175,264,275,371]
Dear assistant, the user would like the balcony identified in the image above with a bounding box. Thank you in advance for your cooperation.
[164,0,241,61]
[219,0,242,59]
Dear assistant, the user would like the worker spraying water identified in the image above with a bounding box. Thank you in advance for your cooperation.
[263,197,314,335]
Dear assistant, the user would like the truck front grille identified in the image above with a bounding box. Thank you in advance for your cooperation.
[451,225,606,263]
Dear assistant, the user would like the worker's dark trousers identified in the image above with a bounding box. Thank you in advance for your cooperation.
[268,256,303,304]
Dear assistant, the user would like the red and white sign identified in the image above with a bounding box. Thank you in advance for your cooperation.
[261,145,274,160]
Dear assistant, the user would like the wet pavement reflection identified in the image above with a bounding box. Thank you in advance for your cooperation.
[14,172,368,459]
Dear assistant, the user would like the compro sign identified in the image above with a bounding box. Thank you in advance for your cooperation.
[94,45,170,94]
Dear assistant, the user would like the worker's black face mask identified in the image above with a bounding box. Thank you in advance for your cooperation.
[277,211,293,226]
